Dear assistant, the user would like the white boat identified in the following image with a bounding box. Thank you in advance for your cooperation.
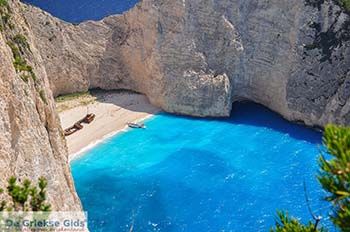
[127,122,146,129]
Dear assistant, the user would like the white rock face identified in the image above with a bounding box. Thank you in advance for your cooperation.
[0,0,81,211]
[23,0,350,126]
[0,0,349,213]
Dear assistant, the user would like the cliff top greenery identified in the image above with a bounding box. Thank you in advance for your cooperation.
[271,125,350,232]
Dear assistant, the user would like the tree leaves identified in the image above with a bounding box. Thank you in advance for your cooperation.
[271,125,350,232]
[318,125,350,231]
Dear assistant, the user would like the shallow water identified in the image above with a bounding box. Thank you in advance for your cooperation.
[23,0,139,23]
[71,102,333,232]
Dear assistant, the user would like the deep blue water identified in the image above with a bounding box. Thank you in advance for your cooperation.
[71,102,334,232]
[23,0,139,23]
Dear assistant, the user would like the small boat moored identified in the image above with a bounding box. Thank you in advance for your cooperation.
[127,122,146,129]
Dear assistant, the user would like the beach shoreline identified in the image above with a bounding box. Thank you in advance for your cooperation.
[57,91,160,161]
[68,114,155,162]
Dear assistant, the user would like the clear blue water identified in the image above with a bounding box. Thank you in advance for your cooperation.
[23,0,139,23]
[71,102,333,232]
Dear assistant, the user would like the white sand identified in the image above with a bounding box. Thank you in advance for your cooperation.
[58,91,160,160]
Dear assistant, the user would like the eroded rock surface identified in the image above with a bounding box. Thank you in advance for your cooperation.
[23,0,350,126]
[0,0,349,213]
[0,0,81,211]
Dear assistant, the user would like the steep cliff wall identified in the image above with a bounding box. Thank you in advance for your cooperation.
[0,0,81,210]
[21,0,350,127]
[0,0,348,213]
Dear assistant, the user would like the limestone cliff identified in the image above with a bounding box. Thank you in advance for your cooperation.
[22,0,350,127]
[0,0,348,214]
[0,0,81,210]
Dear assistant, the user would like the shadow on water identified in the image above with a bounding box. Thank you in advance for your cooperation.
[72,100,329,231]
[162,101,323,145]
[92,90,322,144]
[228,102,323,144]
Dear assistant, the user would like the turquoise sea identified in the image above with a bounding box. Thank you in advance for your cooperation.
[71,102,333,232]
[22,1,333,231]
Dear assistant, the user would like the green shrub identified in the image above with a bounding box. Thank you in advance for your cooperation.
[7,40,36,80]
[340,0,350,11]
[13,34,30,50]
[13,56,27,71]
[0,0,8,7]
[7,41,20,58]
[271,125,350,232]
[55,91,91,103]
[271,211,326,232]
[318,125,350,231]
[0,176,51,212]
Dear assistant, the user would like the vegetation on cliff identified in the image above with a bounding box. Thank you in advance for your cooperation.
[0,177,51,212]
[0,2,47,105]
[340,0,350,11]
[0,0,9,31]
[0,0,7,7]
[271,125,350,231]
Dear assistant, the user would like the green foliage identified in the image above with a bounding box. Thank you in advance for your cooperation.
[7,38,36,82]
[340,0,350,11]
[0,0,8,7]
[271,211,326,232]
[0,0,9,31]
[7,177,31,210]
[30,177,51,211]
[318,125,350,231]
[13,34,30,50]
[271,125,350,232]
[7,41,19,58]
[0,177,51,212]
[13,55,28,71]
[55,91,91,103]
[7,41,28,73]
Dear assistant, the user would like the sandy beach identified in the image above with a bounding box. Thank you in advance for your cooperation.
[58,91,160,160]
